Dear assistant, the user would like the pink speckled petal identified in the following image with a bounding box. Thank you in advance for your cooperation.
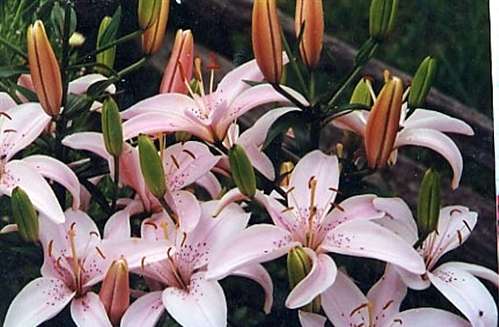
[403,109,474,135]
[298,311,327,327]
[70,291,112,327]
[232,263,274,314]
[121,291,165,327]
[389,308,471,327]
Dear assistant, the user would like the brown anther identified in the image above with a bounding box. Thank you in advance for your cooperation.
[207,52,220,70]
[171,155,180,169]
[89,231,100,237]
[180,232,187,247]
[286,186,296,194]
[382,300,394,310]
[144,221,158,229]
[450,208,463,215]
[308,176,317,189]
[78,260,87,273]
[56,257,63,270]
[2,129,16,134]
[70,222,77,231]
[48,240,54,257]
[0,112,12,120]
[281,206,295,214]
[463,220,472,233]
[393,319,403,324]
[328,187,340,193]
[457,230,463,245]
[182,149,196,159]
[141,256,147,270]
[350,303,369,317]
[96,246,107,260]
[194,57,203,81]
[332,203,345,212]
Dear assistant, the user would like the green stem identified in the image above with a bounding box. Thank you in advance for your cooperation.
[0,35,27,60]
[77,30,142,63]
[309,70,316,103]
[112,155,120,211]
[327,65,363,106]
[280,30,308,97]
[271,83,308,111]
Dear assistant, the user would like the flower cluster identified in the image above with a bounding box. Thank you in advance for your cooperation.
[0,0,496,327]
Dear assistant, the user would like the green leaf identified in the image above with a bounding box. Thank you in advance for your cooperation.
[0,65,29,78]
[98,6,122,48]
[263,110,304,149]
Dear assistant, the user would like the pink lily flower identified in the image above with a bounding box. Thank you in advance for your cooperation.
[0,94,80,223]
[207,150,426,309]
[120,56,307,144]
[333,104,474,189]
[63,134,221,230]
[299,265,471,327]
[374,198,499,327]
[4,209,170,327]
[120,201,273,327]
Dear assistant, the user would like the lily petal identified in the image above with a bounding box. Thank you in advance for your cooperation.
[207,224,297,280]
[4,277,75,327]
[395,128,463,189]
[373,197,419,244]
[121,93,197,120]
[0,92,16,109]
[389,308,471,327]
[23,154,81,209]
[162,273,227,327]
[121,291,165,327]
[286,250,337,309]
[403,109,474,135]
[104,209,131,241]
[298,311,327,327]
[443,262,499,288]
[231,263,274,314]
[0,160,65,223]
[321,194,384,230]
[68,74,115,95]
[321,270,369,327]
[428,263,497,327]
[320,220,426,274]
[62,132,111,160]
[71,292,112,327]
[2,103,50,160]
[196,172,222,199]
[331,110,369,136]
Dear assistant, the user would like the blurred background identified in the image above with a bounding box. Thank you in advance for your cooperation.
[0,0,495,326]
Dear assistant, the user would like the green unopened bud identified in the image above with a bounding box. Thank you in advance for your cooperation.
[417,169,441,239]
[138,0,161,30]
[11,187,39,242]
[408,56,438,109]
[69,32,85,47]
[138,135,167,199]
[369,0,398,41]
[102,97,123,157]
[96,16,116,72]
[350,78,373,107]
[229,144,256,198]
[287,247,321,312]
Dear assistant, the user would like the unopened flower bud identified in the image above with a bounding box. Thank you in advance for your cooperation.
[287,247,320,312]
[27,20,62,117]
[408,56,438,109]
[369,0,399,41]
[99,259,130,325]
[365,72,403,169]
[252,0,283,83]
[69,32,85,47]
[142,0,170,55]
[11,187,38,242]
[279,161,294,188]
[229,144,256,198]
[138,0,162,30]
[96,16,116,71]
[295,0,324,69]
[138,135,167,199]
[350,78,373,107]
[417,168,441,239]
[160,29,194,94]
[101,97,123,157]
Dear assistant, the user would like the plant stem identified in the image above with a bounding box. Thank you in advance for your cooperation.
[112,155,120,211]
[327,65,363,106]
[271,83,308,111]
[280,30,308,96]
[76,30,142,63]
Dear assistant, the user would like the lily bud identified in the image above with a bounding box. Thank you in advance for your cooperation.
[27,20,62,117]
[96,16,116,71]
[408,56,438,109]
[287,247,320,312]
[350,78,373,107]
[69,32,85,47]
[417,169,441,239]
[137,0,161,30]
[142,0,170,55]
[279,161,294,188]
[159,29,194,94]
[229,144,256,198]
[99,259,130,325]
[295,0,324,69]
[364,72,403,169]
[11,187,38,242]
[369,0,399,41]
[252,0,283,83]
[138,135,167,199]
[101,97,123,157]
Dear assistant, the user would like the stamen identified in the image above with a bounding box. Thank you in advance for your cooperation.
[180,232,187,247]
[392,318,403,324]
[194,57,205,97]
[144,221,158,229]
[450,208,463,215]
[160,221,169,240]
[141,256,147,271]
[2,129,16,133]
[48,240,54,257]
[0,112,12,120]
[350,302,369,317]
[89,231,99,237]
[457,230,463,245]
[182,149,196,159]
[382,300,394,310]
[281,206,295,214]
[179,60,197,99]
[286,186,295,194]
[308,176,317,210]
[96,246,106,259]
[171,155,180,169]
[332,203,345,212]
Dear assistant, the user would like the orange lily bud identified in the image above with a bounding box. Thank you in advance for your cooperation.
[27,20,62,118]
[99,259,130,325]
[142,0,170,55]
[364,72,403,169]
[295,0,324,69]
[159,29,194,94]
[252,0,283,83]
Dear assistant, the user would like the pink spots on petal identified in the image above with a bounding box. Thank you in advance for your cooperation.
[39,279,69,306]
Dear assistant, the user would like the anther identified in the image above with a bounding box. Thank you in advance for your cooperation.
[350,303,369,317]
[182,149,196,159]
[96,246,106,259]
[171,155,180,169]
